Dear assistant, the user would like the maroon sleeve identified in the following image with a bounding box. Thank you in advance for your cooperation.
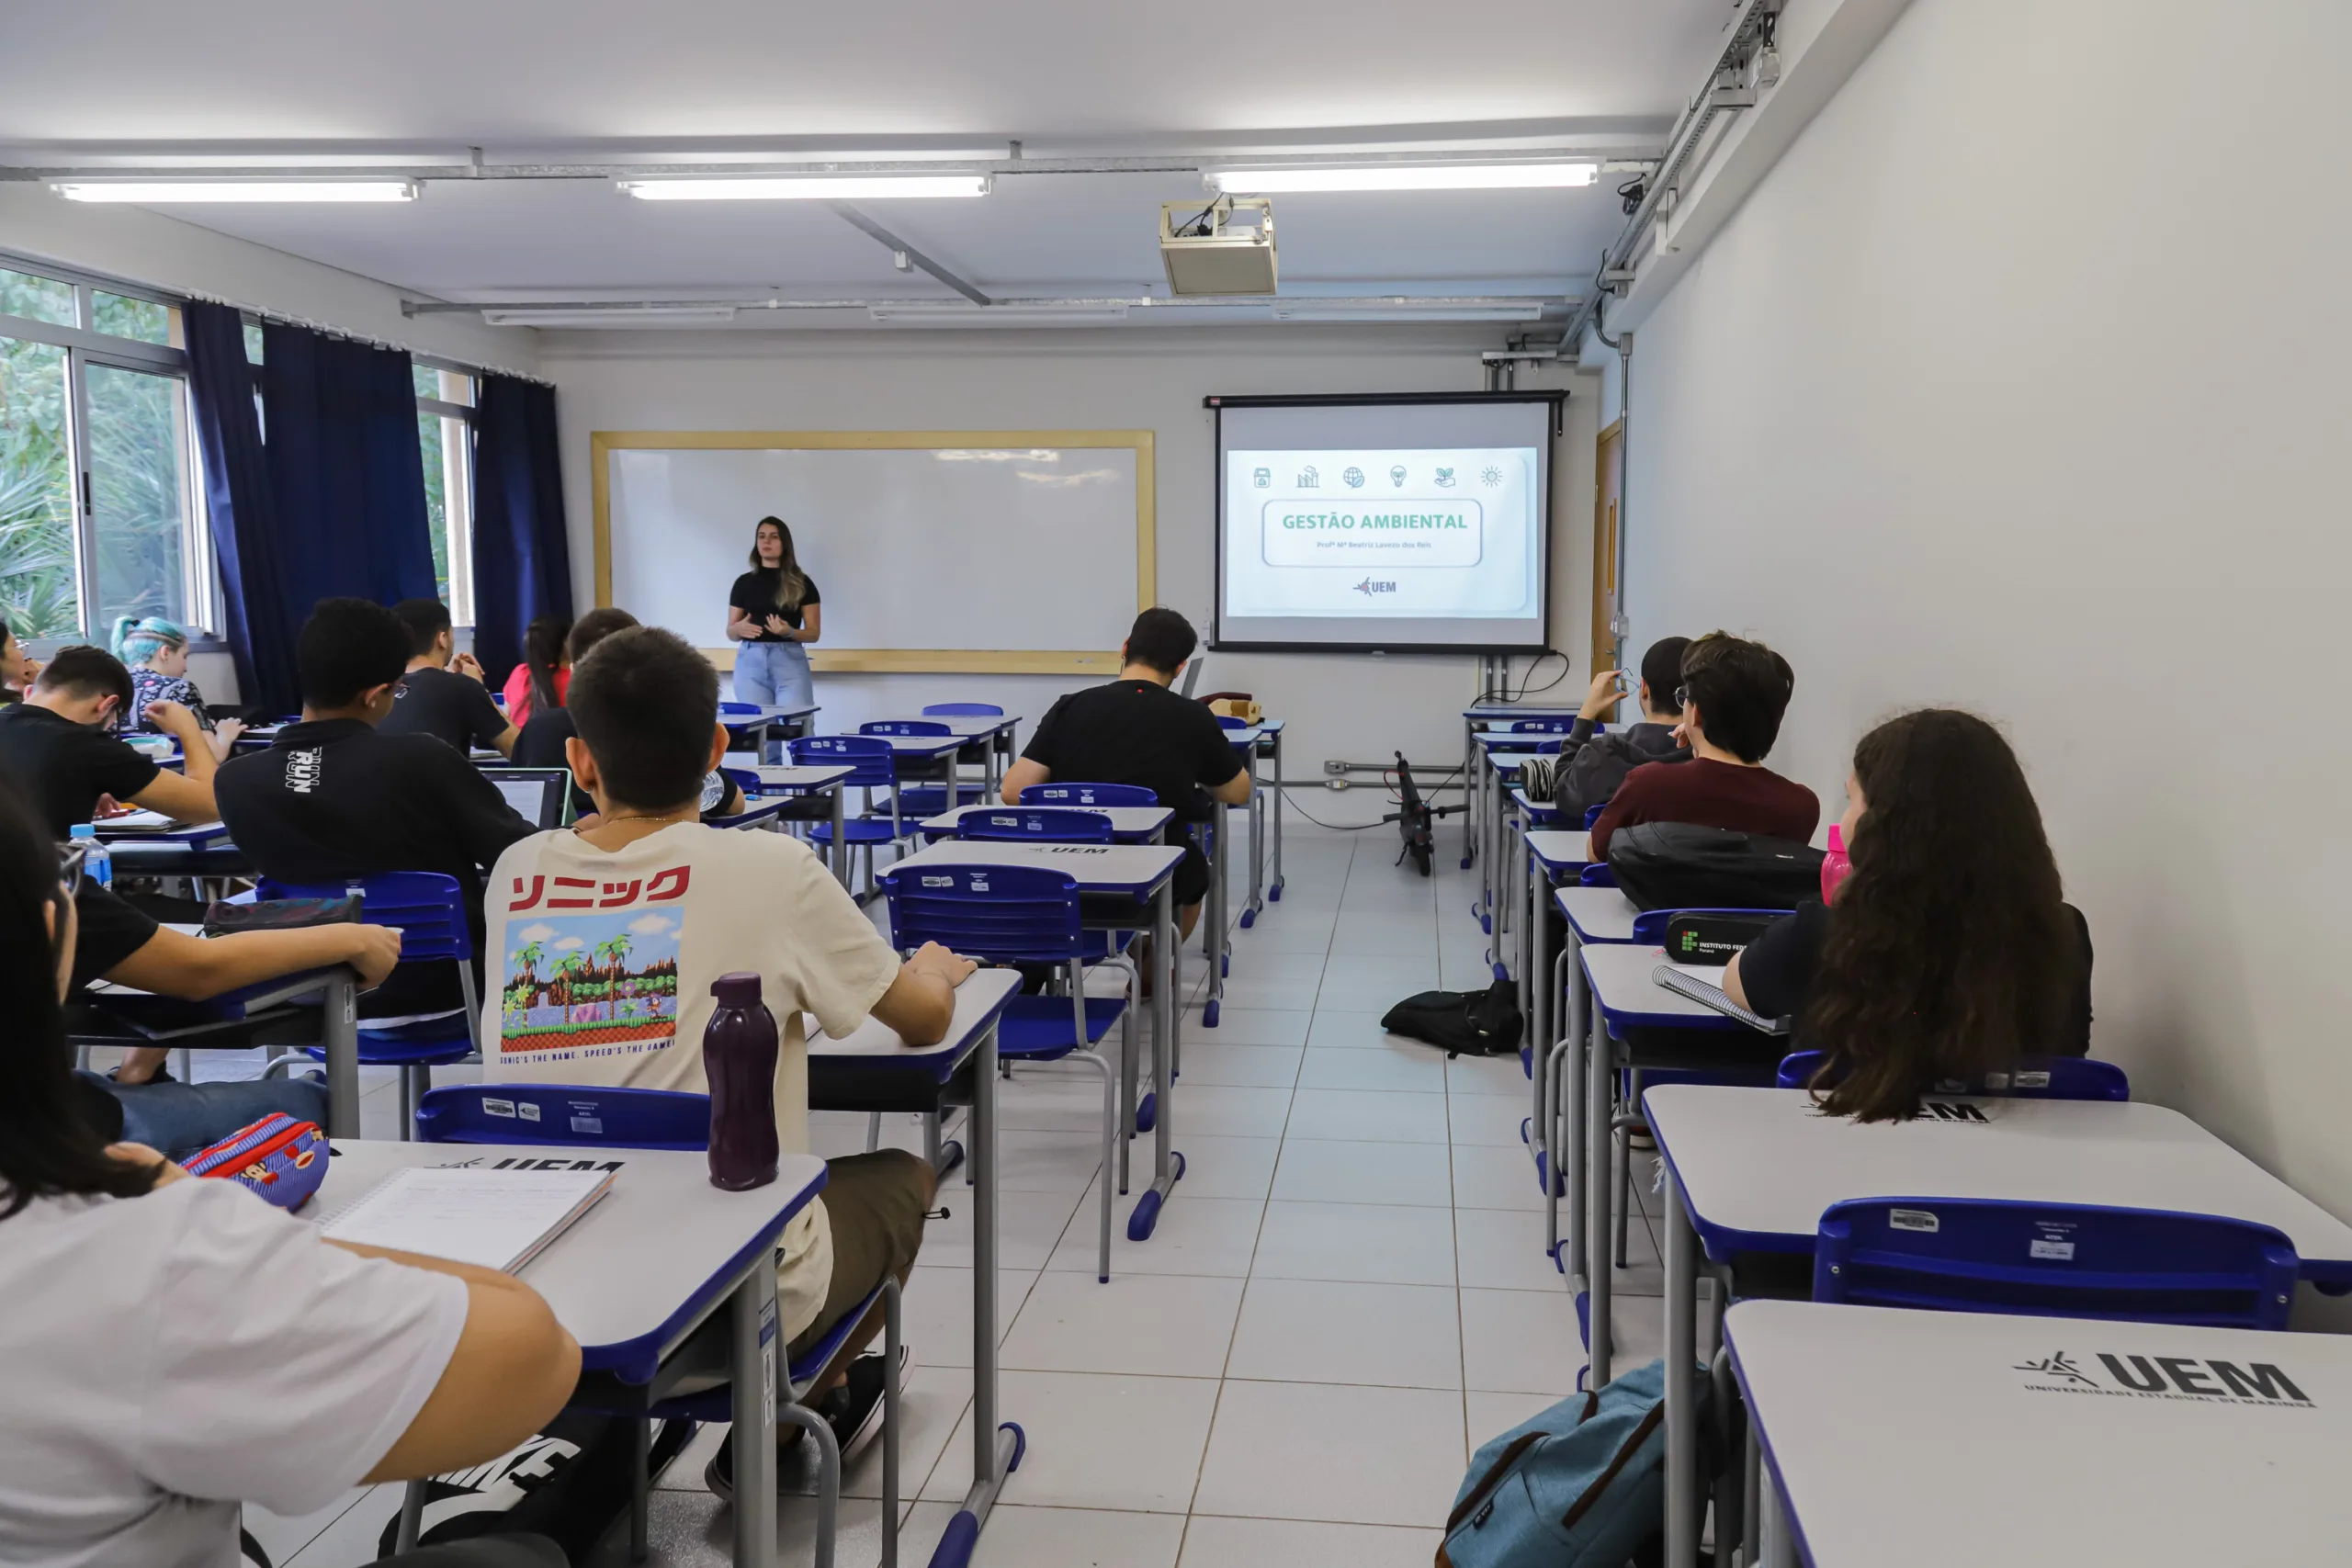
[1588,765,1653,862]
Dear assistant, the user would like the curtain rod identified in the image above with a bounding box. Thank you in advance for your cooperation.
[187,288,555,387]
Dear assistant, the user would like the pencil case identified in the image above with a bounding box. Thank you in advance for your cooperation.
[183,1113,329,1211]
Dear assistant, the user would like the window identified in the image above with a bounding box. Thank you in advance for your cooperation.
[0,261,207,643]
[415,364,476,621]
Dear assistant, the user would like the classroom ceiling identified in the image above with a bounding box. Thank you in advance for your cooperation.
[0,0,1739,331]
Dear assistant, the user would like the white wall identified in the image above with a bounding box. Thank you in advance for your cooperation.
[1622,0,2352,1239]
[542,327,1600,825]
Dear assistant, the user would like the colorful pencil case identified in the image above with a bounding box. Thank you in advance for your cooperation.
[183,1113,329,1211]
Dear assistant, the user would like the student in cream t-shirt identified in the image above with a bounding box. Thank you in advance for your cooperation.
[480,626,970,1475]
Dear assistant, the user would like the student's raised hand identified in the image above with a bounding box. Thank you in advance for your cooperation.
[910,942,978,987]
[451,651,487,682]
[1578,668,1626,721]
[763,615,791,637]
[347,925,405,990]
[107,1142,188,1187]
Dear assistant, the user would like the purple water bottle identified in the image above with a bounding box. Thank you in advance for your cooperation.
[705,972,779,1191]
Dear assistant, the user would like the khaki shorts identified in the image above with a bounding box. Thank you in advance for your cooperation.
[786,1148,933,1360]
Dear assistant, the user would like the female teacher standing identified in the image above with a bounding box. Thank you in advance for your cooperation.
[725,515,821,708]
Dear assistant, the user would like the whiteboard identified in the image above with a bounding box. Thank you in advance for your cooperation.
[594,434,1153,673]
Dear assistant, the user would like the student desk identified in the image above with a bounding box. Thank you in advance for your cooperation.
[737,762,857,886]
[1201,726,1263,1026]
[868,712,1023,797]
[82,959,367,1137]
[1535,886,1645,1271]
[806,968,1023,1565]
[95,817,253,888]
[314,1140,829,1568]
[886,840,1188,1240]
[1232,718,1287,924]
[917,803,1174,843]
[1459,703,1582,873]
[1507,832,1589,1257]
[1643,1085,2352,1568]
[722,701,821,760]
[1725,1298,2352,1568]
[868,731,974,810]
[1470,736,1562,940]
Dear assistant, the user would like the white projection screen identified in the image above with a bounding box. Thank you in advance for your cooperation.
[1211,392,1562,652]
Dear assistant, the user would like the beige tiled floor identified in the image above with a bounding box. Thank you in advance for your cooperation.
[231,824,1668,1565]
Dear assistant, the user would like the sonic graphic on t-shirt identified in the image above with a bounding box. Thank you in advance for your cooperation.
[498,867,691,1063]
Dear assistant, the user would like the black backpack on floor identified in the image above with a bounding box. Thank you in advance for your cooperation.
[1607,822,1825,913]
[374,1413,696,1563]
[1383,978,1524,1058]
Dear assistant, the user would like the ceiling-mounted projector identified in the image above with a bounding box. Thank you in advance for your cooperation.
[1159,197,1277,296]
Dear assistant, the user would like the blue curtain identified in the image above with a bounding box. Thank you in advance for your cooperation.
[470,376,573,683]
[183,301,298,714]
[261,322,438,621]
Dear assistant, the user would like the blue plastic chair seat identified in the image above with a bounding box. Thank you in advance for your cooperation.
[999,996,1127,1060]
[808,818,912,846]
[897,784,988,815]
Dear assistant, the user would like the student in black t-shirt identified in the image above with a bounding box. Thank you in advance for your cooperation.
[1000,607,1250,937]
[1724,709,2093,1121]
[215,599,537,1020]
[726,516,821,710]
[0,614,38,702]
[0,645,219,838]
[514,607,743,822]
[379,598,520,759]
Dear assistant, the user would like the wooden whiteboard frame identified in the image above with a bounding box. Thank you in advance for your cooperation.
[590,429,1157,675]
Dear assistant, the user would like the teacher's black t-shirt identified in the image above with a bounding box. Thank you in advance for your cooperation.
[729,570,821,641]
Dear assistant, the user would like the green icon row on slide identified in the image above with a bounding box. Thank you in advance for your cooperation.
[1253,463,1501,491]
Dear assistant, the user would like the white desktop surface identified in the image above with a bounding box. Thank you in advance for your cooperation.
[748,763,854,792]
[1556,886,1639,942]
[866,714,1019,738]
[889,839,1185,892]
[314,1141,825,1371]
[1728,1298,2352,1567]
[1645,1085,2352,1271]
[922,804,1173,838]
[1525,829,1591,868]
[1581,943,1732,1025]
[804,968,1020,1063]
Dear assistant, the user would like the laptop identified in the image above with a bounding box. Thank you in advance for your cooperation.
[478,768,573,829]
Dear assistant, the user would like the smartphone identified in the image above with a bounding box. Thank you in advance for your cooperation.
[1612,669,1635,695]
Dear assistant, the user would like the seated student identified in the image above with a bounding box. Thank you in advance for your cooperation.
[1588,631,1818,863]
[998,606,1250,938]
[68,861,404,1156]
[481,626,973,1488]
[1726,709,2094,1119]
[380,597,521,759]
[512,607,743,821]
[501,614,572,728]
[0,645,219,838]
[114,615,245,761]
[0,782,580,1568]
[215,598,537,1021]
[0,614,36,702]
[1553,634,1692,816]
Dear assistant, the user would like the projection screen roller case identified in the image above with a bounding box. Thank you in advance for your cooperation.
[1209,392,1563,652]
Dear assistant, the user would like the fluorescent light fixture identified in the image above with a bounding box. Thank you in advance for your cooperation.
[51,178,420,203]
[868,302,1129,324]
[1269,300,1548,322]
[1207,163,1596,194]
[618,174,989,201]
[481,306,737,327]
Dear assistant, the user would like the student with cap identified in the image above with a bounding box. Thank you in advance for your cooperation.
[379,598,520,759]
[0,644,219,838]
[999,606,1250,938]
[215,598,537,1021]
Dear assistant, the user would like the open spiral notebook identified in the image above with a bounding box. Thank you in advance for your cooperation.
[1651,963,1792,1036]
[319,1166,616,1272]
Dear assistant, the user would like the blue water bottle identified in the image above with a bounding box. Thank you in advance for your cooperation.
[69,822,112,888]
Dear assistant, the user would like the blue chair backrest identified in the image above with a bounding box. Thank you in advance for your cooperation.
[1216,716,1250,730]
[1582,803,1607,830]
[922,703,1003,716]
[790,734,899,788]
[257,871,471,963]
[415,1083,711,1149]
[1020,782,1159,807]
[1775,1051,2131,1100]
[1511,718,1577,733]
[1815,1197,2297,1329]
[956,807,1114,844]
[719,766,760,798]
[880,862,1086,964]
[718,700,761,716]
[861,719,953,737]
[1628,908,1793,944]
[1578,864,1616,888]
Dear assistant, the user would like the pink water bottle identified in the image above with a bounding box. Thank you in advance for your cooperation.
[1819,823,1851,906]
[705,972,779,1191]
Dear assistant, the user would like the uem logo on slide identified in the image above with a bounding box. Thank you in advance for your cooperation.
[2013,1349,2313,1407]
[1355,578,1396,596]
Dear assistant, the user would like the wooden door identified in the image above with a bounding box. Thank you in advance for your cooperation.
[1590,420,1624,677]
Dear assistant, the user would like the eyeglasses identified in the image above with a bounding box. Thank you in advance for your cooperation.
[57,839,88,898]
[1674,684,1692,710]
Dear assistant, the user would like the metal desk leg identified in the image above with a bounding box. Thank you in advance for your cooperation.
[1587,997,1614,1385]
[1268,730,1284,897]
[1664,1168,1700,1568]
[731,1261,780,1568]
[936,1016,1017,1568]
[1242,777,1264,923]
[829,785,849,889]
[323,970,360,1139]
[1127,882,1183,1238]
[1461,716,1478,869]
[1555,946,1588,1326]
[1201,810,1228,1026]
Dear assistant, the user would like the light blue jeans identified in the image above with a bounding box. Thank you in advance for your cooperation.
[79,1071,332,1161]
[734,639,814,709]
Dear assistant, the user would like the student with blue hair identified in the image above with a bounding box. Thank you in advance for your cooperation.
[111,616,243,762]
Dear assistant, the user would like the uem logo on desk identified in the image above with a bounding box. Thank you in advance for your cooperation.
[2015,1348,2312,1406]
